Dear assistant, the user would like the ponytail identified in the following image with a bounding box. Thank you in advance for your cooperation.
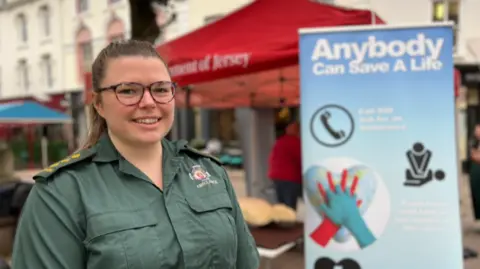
[80,102,107,149]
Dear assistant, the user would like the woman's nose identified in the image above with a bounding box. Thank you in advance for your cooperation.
[138,89,156,107]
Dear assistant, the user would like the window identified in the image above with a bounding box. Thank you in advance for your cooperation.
[106,19,125,44]
[432,0,459,46]
[39,5,50,37]
[17,59,29,91]
[77,0,88,13]
[41,54,53,88]
[16,13,28,43]
[80,42,93,72]
[76,27,92,81]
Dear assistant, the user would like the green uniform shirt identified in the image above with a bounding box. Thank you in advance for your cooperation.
[12,134,260,269]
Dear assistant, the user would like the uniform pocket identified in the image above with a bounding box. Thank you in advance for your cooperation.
[183,192,238,268]
[85,209,165,269]
[186,192,233,212]
[86,211,158,242]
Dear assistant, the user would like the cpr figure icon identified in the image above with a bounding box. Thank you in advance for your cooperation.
[304,157,391,251]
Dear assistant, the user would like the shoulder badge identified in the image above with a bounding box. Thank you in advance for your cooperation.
[33,148,97,181]
[182,145,222,166]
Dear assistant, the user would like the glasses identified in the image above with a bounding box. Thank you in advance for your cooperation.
[97,81,176,106]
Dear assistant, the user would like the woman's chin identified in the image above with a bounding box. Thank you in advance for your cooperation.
[133,133,165,145]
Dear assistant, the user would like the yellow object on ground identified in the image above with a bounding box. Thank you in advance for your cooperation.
[271,203,297,223]
[238,197,273,227]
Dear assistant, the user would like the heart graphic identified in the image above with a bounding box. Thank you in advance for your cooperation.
[314,257,361,269]
[304,164,378,243]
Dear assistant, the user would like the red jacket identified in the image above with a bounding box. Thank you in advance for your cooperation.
[268,135,302,183]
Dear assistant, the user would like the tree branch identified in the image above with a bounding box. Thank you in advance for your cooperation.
[129,0,178,43]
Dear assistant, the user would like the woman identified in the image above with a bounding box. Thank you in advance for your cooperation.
[12,40,259,269]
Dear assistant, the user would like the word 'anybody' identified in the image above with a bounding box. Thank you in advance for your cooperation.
[311,33,444,62]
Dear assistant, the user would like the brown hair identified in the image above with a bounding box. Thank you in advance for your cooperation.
[81,40,168,149]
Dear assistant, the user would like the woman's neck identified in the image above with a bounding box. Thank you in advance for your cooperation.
[109,133,163,164]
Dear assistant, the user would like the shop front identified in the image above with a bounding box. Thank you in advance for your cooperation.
[456,63,480,223]
[0,92,83,169]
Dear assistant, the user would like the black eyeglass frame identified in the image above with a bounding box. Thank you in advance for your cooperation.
[96,81,177,106]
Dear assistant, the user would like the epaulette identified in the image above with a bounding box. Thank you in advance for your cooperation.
[181,145,222,166]
[33,148,97,181]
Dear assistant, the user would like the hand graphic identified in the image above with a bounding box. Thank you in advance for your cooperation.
[318,171,362,226]
[310,169,376,249]
[310,170,362,246]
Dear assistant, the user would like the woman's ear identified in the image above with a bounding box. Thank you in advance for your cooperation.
[92,93,104,118]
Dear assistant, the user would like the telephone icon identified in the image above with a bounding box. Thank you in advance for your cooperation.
[320,111,345,140]
[310,104,354,147]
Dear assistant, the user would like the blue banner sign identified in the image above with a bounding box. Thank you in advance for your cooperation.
[299,23,462,269]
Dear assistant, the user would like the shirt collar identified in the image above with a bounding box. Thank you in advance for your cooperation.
[92,133,119,162]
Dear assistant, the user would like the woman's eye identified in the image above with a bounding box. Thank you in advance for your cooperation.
[152,87,169,93]
[117,88,138,95]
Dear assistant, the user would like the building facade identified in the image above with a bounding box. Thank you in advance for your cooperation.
[61,0,131,145]
[0,0,65,99]
[0,0,131,152]
[0,0,78,166]
[61,0,130,94]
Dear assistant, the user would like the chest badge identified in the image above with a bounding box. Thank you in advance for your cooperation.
[189,165,218,188]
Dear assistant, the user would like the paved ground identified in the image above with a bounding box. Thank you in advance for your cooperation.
[13,169,480,268]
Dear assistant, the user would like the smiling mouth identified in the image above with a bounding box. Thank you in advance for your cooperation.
[132,118,161,125]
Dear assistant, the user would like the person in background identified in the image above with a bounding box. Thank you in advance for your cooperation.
[12,40,259,269]
[463,124,480,259]
[268,121,302,210]
[470,125,480,221]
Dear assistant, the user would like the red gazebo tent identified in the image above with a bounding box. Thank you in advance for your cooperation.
[157,0,384,108]
[85,0,460,107]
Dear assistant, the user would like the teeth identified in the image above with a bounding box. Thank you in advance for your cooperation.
[134,118,159,124]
